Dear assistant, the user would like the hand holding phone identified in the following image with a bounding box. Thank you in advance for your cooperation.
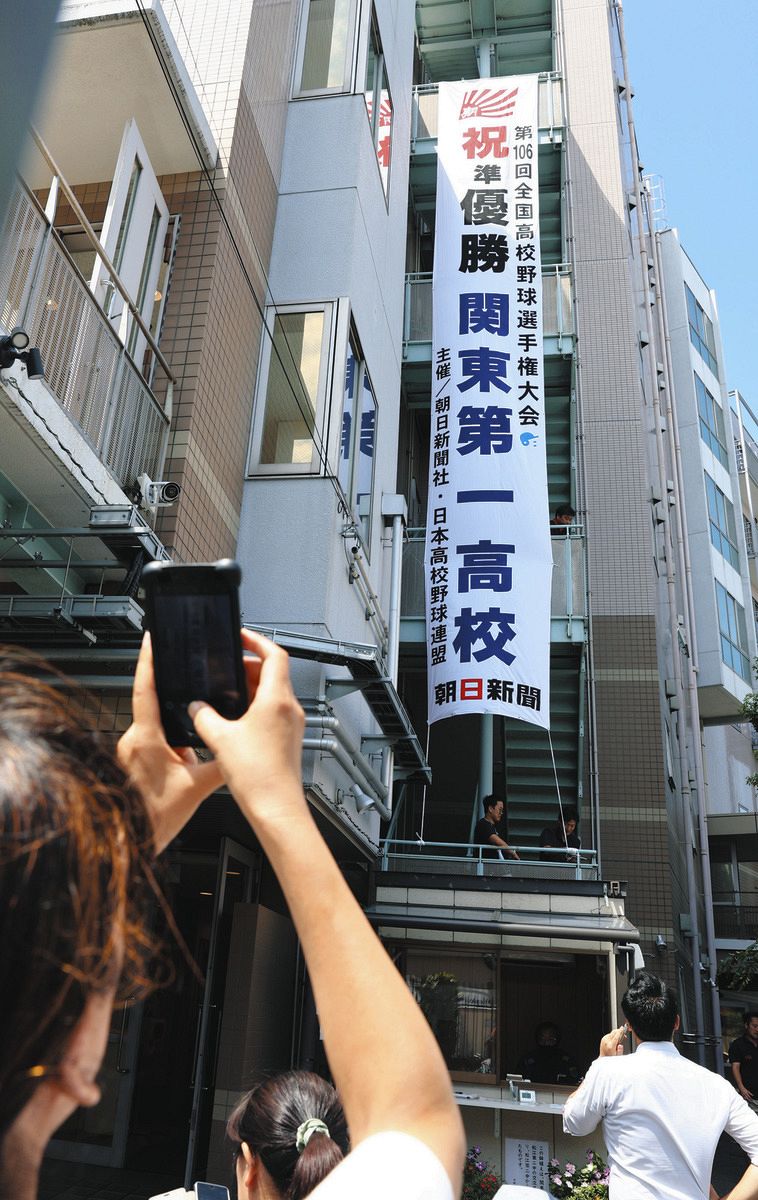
[140,560,247,748]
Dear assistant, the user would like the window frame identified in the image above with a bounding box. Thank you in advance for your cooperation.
[704,471,739,569]
[292,0,361,99]
[695,372,728,468]
[715,580,751,682]
[337,324,378,552]
[362,6,393,199]
[248,301,340,477]
[685,283,719,377]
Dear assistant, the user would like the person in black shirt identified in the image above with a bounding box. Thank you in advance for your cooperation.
[729,1012,758,1107]
[473,795,519,860]
[539,805,580,863]
[518,1021,580,1085]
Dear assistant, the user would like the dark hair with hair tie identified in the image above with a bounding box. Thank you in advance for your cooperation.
[227,1071,348,1200]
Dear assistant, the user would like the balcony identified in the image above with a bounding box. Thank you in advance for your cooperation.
[411,75,564,148]
[0,183,170,491]
[380,838,599,881]
[401,527,586,644]
[403,266,574,364]
[713,896,758,941]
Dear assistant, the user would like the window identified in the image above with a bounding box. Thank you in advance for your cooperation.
[294,0,357,96]
[715,580,750,681]
[363,10,393,195]
[685,284,719,376]
[696,373,728,467]
[338,331,377,545]
[704,473,739,569]
[404,950,497,1080]
[250,305,334,473]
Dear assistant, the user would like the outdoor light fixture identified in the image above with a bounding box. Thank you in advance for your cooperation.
[350,784,377,815]
[0,327,45,379]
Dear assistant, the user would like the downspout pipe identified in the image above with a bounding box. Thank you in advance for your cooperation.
[304,714,389,803]
[302,736,391,821]
[616,0,706,1056]
[380,495,408,814]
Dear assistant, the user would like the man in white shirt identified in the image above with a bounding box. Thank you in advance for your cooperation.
[563,971,758,1200]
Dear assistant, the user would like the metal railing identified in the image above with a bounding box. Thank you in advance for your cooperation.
[404,266,574,346]
[712,893,758,940]
[411,74,564,144]
[401,526,586,624]
[0,181,171,488]
[379,837,599,881]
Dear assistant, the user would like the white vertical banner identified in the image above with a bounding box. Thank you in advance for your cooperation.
[426,77,552,729]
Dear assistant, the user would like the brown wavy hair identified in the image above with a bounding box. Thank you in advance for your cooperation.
[227,1072,348,1200]
[0,647,168,1140]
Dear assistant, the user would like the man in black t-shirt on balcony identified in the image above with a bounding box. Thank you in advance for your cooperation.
[473,794,519,860]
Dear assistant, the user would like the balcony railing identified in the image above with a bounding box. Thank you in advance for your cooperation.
[0,183,170,487]
[401,527,586,626]
[713,895,758,940]
[411,74,564,144]
[404,267,574,347]
[379,838,599,881]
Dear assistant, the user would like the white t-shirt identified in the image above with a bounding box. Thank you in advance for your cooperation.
[563,1040,758,1200]
[309,1131,454,1200]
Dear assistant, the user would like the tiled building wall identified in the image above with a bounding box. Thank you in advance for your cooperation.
[560,0,678,971]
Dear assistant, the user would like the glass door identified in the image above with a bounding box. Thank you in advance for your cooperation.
[183,839,258,1187]
[48,997,144,1167]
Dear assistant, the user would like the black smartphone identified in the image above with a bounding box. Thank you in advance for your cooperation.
[140,560,247,748]
[194,1185,230,1200]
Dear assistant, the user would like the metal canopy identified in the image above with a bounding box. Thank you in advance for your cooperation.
[245,624,432,784]
[415,0,554,81]
[365,901,640,943]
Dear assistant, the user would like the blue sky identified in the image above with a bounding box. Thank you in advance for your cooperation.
[622,1,757,408]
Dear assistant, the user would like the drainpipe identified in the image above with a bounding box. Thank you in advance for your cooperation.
[615,0,706,1059]
[380,495,408,812]
[651,226,723,1071]
[302,735,391,821]
[476,40,493,79]
[304,714,389,806]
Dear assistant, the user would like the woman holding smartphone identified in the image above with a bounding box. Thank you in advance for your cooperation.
[0,631,464,1200]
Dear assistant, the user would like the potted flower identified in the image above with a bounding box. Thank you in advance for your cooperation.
[548,1149,610,1199]
[462,1145,501,1200]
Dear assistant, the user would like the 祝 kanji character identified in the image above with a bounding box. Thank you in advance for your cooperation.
[515,243,535,261]
[459,293,509,336]
[461,126,509,159]
[473,164,502,183]
[459,233,509,273]
[457,405,513,455]
[519,404,539,425]
[458,348,511,394]
[517,355,539,376]
[453,607,517,665]
[460,189,508,227]
[516,684,541,710]
[457,540,516,593]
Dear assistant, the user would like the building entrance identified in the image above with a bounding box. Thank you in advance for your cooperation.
[48,840,257,1182]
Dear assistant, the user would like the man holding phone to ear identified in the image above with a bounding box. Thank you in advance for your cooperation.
[563,972,758,1200]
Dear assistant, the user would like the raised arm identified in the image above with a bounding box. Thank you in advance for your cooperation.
[190,631,465,1190]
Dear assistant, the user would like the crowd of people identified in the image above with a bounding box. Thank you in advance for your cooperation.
[3,634,758,1200]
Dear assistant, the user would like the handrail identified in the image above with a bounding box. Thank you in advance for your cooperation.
[29,126,176,389]
[379,837,599,879]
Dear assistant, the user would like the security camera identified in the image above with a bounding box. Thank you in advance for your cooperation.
[136,474,182,508]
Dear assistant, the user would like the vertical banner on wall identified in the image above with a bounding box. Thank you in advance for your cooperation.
[426,76,552,729]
